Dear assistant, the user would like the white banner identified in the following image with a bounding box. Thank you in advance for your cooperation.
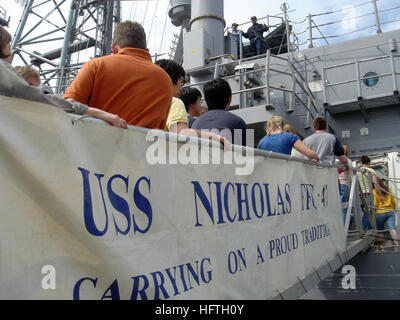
[0,96,345,300]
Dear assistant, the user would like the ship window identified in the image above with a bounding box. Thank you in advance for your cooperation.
[363,72,379,87]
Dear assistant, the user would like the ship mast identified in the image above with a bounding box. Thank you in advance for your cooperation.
[10,0,121,94]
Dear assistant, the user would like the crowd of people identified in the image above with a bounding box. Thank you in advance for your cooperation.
[0,20,399,247]
[257,115,399,248]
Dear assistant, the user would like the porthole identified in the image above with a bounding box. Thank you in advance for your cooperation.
[363,71,379,87]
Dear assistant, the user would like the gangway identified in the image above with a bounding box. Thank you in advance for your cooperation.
[300,154,400,299]
[271,167,376,299]
[0,94,380,300]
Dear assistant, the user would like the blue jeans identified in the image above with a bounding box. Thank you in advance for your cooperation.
[340,184,349,224]
[361,194,372,230]
[250,39,265,56]
[375,212,396,230]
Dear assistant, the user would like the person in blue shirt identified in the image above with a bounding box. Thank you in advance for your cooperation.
[257,116,319,161]
[228,23,242,59]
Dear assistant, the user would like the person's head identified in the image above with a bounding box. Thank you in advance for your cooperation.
[204,78,232,111]
[0,26,12,63]
[15,65,41,87]
[265,116,284,135]
[374,178,389,193]
[251,16,257,24]
[179,87,202,117]
[155,59,185,97]
[232,23,238,31]
[313,117,328,131]
[284,122,299,136]
[111,21,147,53]
[343,145,349,157]
[360,155,371,167]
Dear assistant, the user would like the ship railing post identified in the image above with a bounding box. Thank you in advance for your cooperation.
[288,59,296,113]
[239,31,243,60]
[265,50,271,108]
[281,3,292,59]
[355,60,362,99]
[344,170,359,240]
[308,14,313,48]
[390,52,398,92]
[305,98,311,129]
[354,177,364,238]
[322,67,328,106]
[372,0,382,34]
[213,61,219,79]
[239,69,245,109]
[367,172,377,231]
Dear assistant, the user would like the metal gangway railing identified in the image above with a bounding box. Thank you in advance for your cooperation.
[322,52,400,109]
[272,165,390,300]
[184,49,320,130]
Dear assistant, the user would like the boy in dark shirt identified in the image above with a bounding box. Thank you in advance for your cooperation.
[192,78,248,146]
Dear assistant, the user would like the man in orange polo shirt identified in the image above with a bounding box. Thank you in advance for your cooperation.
[64,21,172,130]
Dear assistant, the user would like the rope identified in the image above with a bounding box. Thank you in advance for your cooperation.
[141,0,149,26]
[312,20,329,44]
[312,24,379,40]
[158,1,170,55]
[290,16,308,25]
[147,0,159,43]
[313,5,400,30]
[314,11,376,29]
[295,29,308,36]
[132,1,138,21]
[311,0,375,17]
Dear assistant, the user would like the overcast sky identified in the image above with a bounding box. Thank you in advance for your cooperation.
[0,0,399,63]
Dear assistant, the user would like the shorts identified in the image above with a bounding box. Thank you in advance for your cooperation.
[375,212,396,230]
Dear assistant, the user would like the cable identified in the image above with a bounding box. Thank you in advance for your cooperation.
[312,24,379,40]
[141,0,149,26]
[290,16,308,25]
[312,5,400,30]
[158,0,169,55]
[311,0,374,17]
[314,11,376,29]
[146,0,159,44]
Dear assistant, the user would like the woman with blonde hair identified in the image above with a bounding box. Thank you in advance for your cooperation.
[257,115,319,161]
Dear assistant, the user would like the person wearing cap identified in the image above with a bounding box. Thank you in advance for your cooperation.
[242,16,269,57]
[227,23,242,59]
